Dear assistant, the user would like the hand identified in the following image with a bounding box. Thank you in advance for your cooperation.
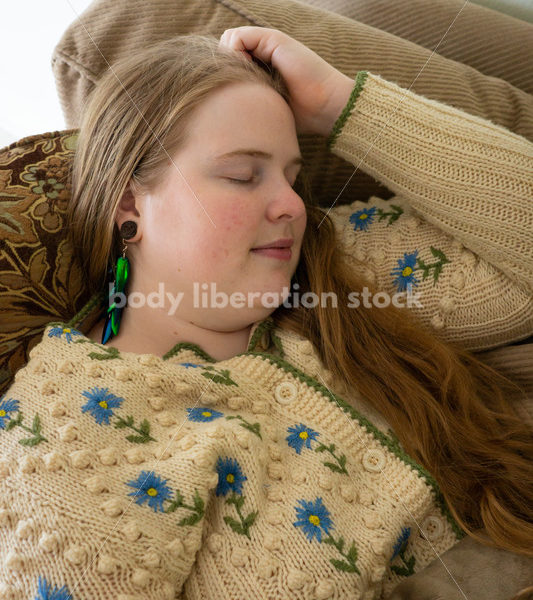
[218,26,355,137]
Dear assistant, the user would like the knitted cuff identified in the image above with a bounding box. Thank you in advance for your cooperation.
[326,70,369,150]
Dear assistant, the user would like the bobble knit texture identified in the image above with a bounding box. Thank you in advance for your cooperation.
[1,72,532,599]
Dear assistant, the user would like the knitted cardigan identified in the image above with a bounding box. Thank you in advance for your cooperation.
[0,71,532,600]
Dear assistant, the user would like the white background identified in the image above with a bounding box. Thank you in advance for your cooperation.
[0,0,531,151]
[0,1,93,150]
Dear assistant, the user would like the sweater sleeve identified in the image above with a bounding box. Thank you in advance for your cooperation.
[324,71,533,352]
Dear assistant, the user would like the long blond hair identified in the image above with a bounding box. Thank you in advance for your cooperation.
[68,33,533,556]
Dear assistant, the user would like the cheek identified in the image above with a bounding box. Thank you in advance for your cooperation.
[224,204,247,229]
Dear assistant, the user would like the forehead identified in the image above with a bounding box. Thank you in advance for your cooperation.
[181,81,301,160]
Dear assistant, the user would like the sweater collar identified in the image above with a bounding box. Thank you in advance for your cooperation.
[162,315,276,363]
[66,291,277,363]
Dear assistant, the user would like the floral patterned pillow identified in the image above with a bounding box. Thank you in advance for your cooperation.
[0,130,100,396]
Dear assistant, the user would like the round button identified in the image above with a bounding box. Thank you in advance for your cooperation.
[420,515,444,541]
[274,382,298,405]
[362,448,386,472]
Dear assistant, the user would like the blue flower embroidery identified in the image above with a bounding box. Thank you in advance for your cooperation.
[215,457,247,496]
[180,363,202,368]
[293,497,333,543]
[214,457,256,537]
[391,251,420,292]
[81,387,124,425]
[390,526,416,576]
[286,423,320,454]
[47,326,83,344]
[294,497,361,574]
[34,575,72,600]
[392,527,411,559]
[0,397,20,429]
[349,206,376,231]
[186,407,224,422]
[126,470,173,513]
[286,423,348,474]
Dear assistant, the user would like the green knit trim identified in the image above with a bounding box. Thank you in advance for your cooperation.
[246,317,275,353]
[162,317,276,362]
[162,342,217,363]
[326,71,369,151]
[66,290,105,329]
[243,349,465,540]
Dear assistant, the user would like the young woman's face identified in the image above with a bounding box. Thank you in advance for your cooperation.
[131,81,307,330]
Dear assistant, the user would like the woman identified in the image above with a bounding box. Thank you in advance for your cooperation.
[0,27,531,600]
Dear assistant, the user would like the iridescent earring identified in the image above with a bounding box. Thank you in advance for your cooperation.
[101,220,137,344]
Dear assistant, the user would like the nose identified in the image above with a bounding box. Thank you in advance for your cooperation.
[267,184,307,222]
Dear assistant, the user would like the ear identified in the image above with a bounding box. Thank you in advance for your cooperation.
[115,181,142,241]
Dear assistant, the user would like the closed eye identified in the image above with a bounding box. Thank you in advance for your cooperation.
[226,177,254,185]
[225,173,299,187]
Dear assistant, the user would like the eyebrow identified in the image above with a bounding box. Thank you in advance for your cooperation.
[213,149,305,167]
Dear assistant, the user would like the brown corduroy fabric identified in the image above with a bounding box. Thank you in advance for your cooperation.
[299,0,533,95]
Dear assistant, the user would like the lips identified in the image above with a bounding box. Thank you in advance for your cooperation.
[251,247,292,261]
[252,238,294,250]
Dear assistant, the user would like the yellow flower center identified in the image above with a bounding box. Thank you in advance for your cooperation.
[147,487,158,497]
[99,401,108,409]
[402,266,413,277]
[299,431,308,440]
[308,514,320,526]
[201,411,212,417]
[0,410,6,417]
[226,473,235,484]
[359,213,368,220]
[63,328,71,333]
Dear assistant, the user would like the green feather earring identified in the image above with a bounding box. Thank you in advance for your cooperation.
[101,221,136,344]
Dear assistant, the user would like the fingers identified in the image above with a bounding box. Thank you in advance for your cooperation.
[218,26,281,66]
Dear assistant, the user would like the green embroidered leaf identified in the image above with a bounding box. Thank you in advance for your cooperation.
[322,536,337,547]
[5,419,18,431]
[223,515,244,535]
[430,246,450,263]
[179,513,202,527]
[193,490,205,513]
[139,419,151,435]
[166,490,185,513]
[347,543,358,563]
[390,565,412,577]
[323,461,346,473]
[330,558,357,573]
[315,444,327,453]
[32,414,40,432]
[336,537,345,552]
[125,434,149,444]
[19,436,42,447]
[240,421,262,439]
[338,455,347,468]
[242,511,258,528]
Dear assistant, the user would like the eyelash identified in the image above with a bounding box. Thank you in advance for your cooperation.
[227,177,254,185]
[226,175,299,188]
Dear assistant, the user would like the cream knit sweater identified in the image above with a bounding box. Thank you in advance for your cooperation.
[0,71,531,600]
